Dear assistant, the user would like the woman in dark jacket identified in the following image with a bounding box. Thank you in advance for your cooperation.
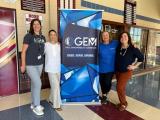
[115,32,144,111]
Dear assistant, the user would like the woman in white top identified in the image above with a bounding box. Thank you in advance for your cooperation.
[45,29,62,111]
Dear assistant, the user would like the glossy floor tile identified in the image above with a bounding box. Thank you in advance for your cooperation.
[0,101,63,120]
[0,89,49,111]
[58,105,103,120]
[112,70,160,109]
[108,90,160,120]
[0,88,160,120]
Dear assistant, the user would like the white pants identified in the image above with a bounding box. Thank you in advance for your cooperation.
[48,72,61,108]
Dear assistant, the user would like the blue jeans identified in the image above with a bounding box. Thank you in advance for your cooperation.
[26,65,43,106]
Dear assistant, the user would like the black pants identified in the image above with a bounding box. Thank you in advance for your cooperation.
[99,72,114,95]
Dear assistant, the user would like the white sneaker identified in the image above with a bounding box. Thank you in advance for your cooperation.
[39,105,44,111]
[32,106,44,116]
[30,104,44,111]
[30,104,34,109]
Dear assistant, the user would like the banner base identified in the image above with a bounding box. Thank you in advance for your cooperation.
[62,102,101,105]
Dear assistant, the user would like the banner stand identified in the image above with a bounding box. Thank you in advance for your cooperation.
[60,9,103,105]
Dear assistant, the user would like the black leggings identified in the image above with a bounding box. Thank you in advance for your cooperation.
[99,72,114,95]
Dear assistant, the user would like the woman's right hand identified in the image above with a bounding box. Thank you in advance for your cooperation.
[21,44,28,73]
[21,65,26,73]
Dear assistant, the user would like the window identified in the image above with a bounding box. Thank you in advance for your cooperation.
[146,30,160,67]
[130,27,142,49]
[130,27,149,69]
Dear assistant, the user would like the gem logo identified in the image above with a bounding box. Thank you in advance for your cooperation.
[65,37,71,46]
[65,36,97,47]
[75,37,97,46]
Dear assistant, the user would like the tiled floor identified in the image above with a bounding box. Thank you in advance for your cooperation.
[112,70,160,109]
[1,69,160,120]
[0,88,160,120]
[87,103,143,120]
[0,101,63,120]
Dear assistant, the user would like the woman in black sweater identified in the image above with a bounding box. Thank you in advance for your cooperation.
[115,32,144,111]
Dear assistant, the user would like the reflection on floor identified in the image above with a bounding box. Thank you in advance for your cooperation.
[0,101,63,120]
[112,70,160,109]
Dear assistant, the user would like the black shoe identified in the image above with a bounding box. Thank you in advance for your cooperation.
[48,100,53,106]
[99,96,103,100]
[101,96,108,104]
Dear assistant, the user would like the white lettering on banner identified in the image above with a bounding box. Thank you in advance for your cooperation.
[84,54,94,57]
[66,54,94,57]
[67,54,74,57]
[74,37,97,46]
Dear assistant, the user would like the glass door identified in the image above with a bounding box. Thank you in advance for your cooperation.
[146,30,160,68]
[130,27,149,69]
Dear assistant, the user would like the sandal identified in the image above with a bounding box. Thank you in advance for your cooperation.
[118,104,128,111]
[117,102,128,107]
[55,108,62,111]
[48,100,53,105]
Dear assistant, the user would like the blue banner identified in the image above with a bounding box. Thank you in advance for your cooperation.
[60,9,102,103]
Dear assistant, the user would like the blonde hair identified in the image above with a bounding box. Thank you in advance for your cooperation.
[101,31,112,43]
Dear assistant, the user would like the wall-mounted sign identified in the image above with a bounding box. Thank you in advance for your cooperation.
[124,0,136,25]
[25,14,43,24]
[21,0,45,13]
[105,25,118,33]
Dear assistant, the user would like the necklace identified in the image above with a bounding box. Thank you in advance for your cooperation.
[120,45,129,56]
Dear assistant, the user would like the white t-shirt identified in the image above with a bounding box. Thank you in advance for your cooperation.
[45,42,61,73]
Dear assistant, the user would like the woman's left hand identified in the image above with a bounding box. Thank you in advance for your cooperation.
[127,65,137,70]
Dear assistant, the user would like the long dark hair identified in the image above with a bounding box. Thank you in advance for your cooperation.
[29,19,41,35]
[119,31,133,47]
